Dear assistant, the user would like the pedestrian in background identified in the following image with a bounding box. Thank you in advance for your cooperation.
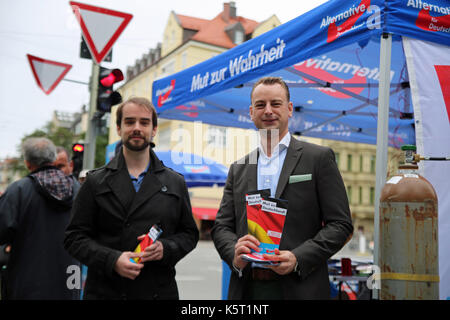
[54,146,74,176]
[64,97,198,300]
[212,77,353,299]
[0,137,80,299]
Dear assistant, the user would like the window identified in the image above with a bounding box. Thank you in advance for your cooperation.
[347,154,352,172]
[359,186,363,204]
[207,126,227,148]
[347,186,352,204]
[370,187,375,205]
[335,152,340,168]
[360,155,363,172]
[160,60,175,78]
[235,30,244,45]
[171,30,176,44]
[181,52,187,69]
[370,155,376,173]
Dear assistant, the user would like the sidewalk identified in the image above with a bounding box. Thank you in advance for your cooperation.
[176,240,222,300]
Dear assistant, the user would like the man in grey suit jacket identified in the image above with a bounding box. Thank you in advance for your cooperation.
[211,77,353,299]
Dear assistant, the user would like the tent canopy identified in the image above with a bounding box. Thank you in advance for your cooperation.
[152,0,449,146]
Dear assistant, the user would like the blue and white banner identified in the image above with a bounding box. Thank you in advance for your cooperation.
[404,37,450,300]
[153,0,385,111]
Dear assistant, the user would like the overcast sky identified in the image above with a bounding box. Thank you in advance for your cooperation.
[0,0,328,159]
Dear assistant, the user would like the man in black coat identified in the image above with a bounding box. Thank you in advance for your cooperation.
[64,97,199,300]
[0,137,80,299]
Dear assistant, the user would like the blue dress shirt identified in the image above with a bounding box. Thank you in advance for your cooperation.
[129,162,150,192]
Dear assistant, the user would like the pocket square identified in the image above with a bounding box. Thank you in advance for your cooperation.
[289,174,312,184]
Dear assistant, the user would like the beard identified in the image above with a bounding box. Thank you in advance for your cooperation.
[124,135,150,152]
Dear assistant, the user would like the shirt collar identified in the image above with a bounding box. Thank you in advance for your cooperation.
[130,162,151,180]
[258,132,291,159]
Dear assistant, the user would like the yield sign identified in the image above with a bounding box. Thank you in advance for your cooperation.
[26,54,72,95]
[69,1,133,64]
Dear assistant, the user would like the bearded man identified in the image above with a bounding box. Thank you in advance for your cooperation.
[64,97,198,300]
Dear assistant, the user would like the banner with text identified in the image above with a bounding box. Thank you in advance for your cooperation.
[404,37,450,300]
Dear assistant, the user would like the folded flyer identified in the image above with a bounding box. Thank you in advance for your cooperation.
[243,190,288,267]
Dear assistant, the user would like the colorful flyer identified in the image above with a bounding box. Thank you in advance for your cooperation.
[243,190,288,266]
[130,224,163,263]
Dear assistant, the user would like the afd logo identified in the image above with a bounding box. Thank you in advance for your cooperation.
[320,0,381,43]
[175,104,199,118]
[156,79,176,107]
[294,55,393,99]
[414,7,450,33]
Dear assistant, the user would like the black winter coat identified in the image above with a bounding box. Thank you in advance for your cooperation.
[0,166,80,300]
[64,148,199,300]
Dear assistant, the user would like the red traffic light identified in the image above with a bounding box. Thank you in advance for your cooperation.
[72,143,84,153]
[100,69,124,87]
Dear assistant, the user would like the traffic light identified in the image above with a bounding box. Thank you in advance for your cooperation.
[72,143,84,179]
[97,67,124,112]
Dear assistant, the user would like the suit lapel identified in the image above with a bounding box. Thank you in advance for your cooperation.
[105,152,135,214]
[106,169,135,213]
[246,149,258,192]
[275,137,304,198]
[127,172,162,218]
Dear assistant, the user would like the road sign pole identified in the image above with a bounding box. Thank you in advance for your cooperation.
[83,61,100,170]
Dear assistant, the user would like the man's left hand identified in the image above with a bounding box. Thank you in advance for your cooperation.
[138,235,164,262]
[263,249,297,275]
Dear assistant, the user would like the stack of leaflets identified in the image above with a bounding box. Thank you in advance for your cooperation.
[243,189,288,267]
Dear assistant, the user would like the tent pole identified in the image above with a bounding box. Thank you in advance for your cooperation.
[373,32,392,300]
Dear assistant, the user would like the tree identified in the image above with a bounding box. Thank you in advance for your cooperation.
[11,122,81,178]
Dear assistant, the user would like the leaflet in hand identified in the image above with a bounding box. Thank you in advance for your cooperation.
[242,190,288,266]
[130,224,163,264]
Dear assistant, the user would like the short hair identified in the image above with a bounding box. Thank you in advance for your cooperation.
[116,97,158,128]
[56,146,70,160]
[22,137,57,167]
[250,76,290,102]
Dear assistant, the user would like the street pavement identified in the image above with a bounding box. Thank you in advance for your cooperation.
[176,240,223,300]
[174,238,373,300]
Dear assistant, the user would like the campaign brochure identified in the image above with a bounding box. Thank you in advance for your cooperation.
[243,189,288,267]
[130,224,163,263]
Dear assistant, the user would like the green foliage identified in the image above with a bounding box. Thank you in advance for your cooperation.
[11,122,82,178]
[95,131,109,168]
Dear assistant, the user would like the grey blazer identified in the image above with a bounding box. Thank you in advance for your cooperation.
[211,136,353,299]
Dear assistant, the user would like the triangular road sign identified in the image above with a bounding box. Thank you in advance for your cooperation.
[69,1,133,64]
[26,54,72,95]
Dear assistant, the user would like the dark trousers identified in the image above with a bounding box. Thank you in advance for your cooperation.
[243,279,283,300]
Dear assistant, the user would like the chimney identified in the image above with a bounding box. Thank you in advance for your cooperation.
[223,2,236,22]
[229,2,236,19]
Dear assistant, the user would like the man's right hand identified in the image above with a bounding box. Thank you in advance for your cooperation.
[233,234,260,270]
[114,252,144,280]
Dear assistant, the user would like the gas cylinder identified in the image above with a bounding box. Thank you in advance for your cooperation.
[379,145,439,300]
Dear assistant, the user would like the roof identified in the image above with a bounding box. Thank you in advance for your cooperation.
[176,14,209,31]
[175,8,259,49]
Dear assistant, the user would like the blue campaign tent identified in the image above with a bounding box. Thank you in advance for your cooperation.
[152,0,447,147]
[153,150,228,187]
[105,141,228,187]
[152,0,449,149]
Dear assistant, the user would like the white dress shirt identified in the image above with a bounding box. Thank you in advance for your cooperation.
[257,133,291,197]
